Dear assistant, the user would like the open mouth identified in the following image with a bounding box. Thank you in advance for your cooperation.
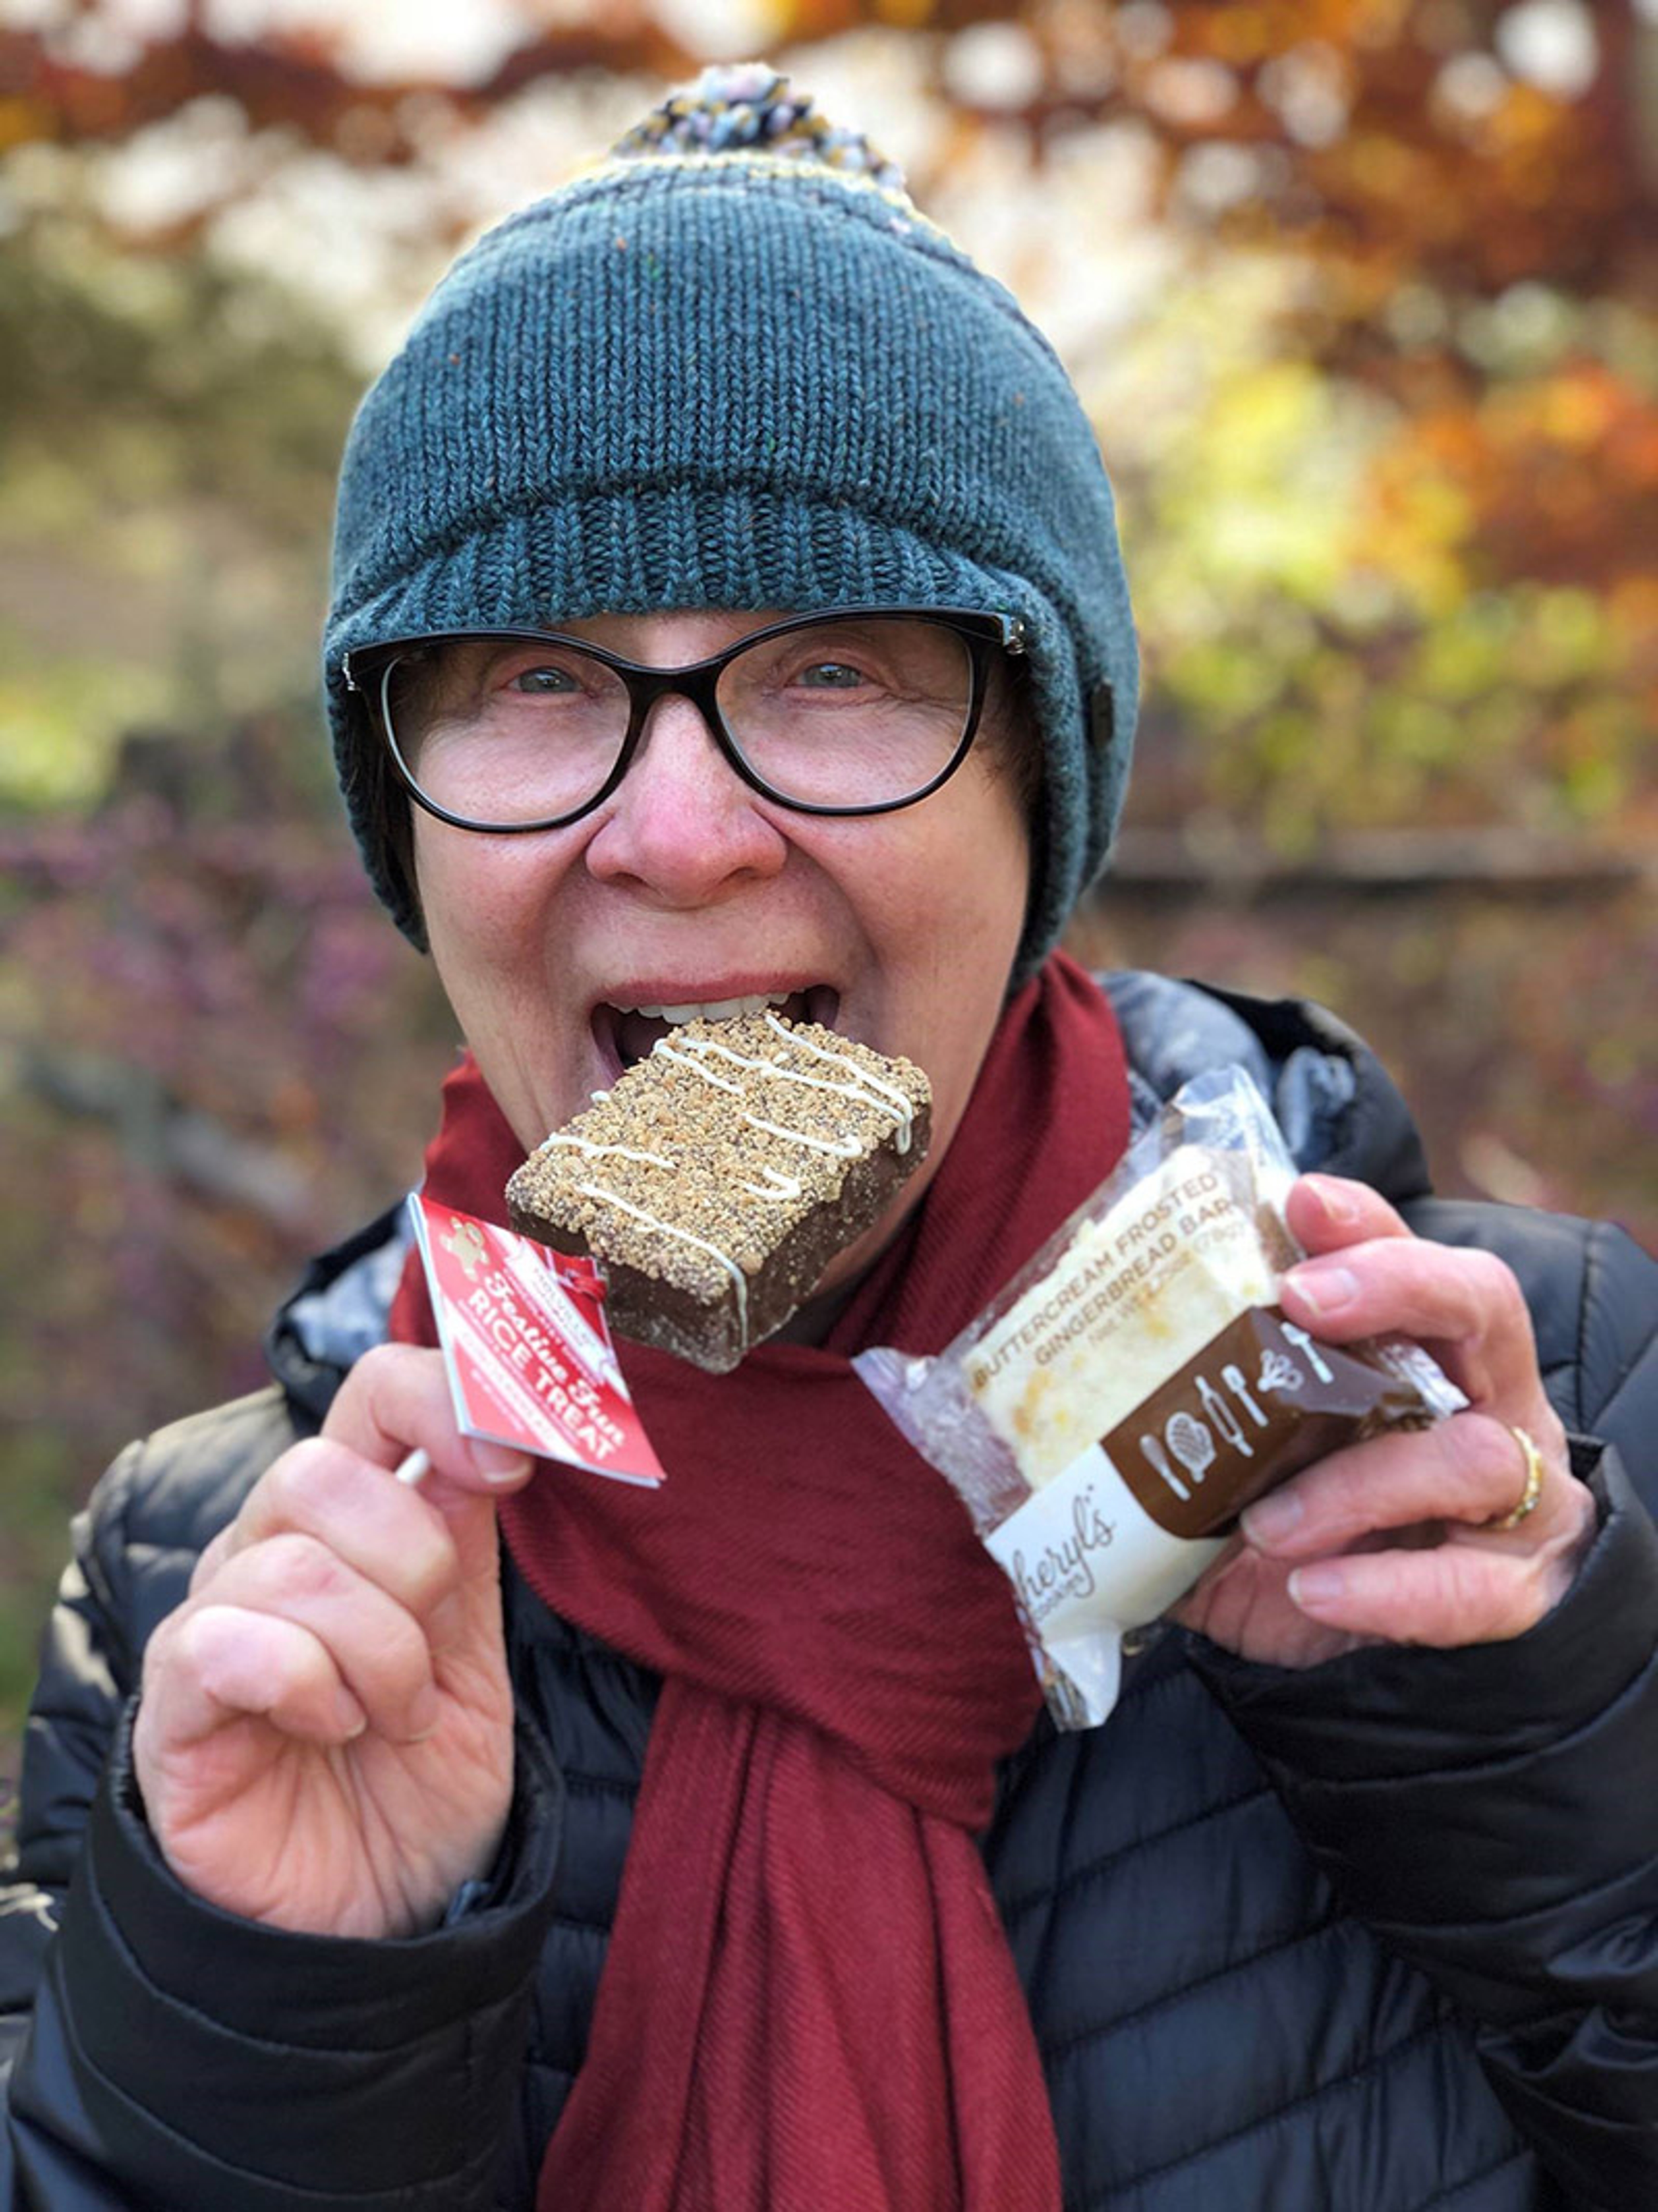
[593,985,841,1074]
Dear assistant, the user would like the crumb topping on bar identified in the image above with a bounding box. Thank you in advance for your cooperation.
[506,1014,930,1312]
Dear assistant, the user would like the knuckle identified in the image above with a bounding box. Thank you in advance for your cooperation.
[347,1341,410,1387]
[268,1433,383,1517]
[259,1438,335,1520]
[167,1601,233,1684]
[332,1340,431,1425]
[1464,1249,1531,1338]
[173,1597,232,1655]
[1433,1537,1554,1644]
[257,1529,353,1606]
[1456,1411,1525,1496]
[1560,1473,1596,1544]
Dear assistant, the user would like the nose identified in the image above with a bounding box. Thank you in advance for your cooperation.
[581,694,788,906]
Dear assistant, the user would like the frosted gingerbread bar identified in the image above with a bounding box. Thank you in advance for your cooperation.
[505,1013,931,1373]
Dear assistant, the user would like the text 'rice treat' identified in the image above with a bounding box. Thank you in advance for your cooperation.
[506,1013,931,1372]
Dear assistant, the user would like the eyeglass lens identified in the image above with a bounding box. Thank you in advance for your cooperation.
[381,616,975,825]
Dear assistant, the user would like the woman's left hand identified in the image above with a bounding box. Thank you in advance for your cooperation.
[1173,1173,1597,1668]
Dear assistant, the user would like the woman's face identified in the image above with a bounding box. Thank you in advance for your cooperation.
[412,610,1033,1301]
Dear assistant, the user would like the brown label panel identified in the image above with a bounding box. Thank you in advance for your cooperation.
[1105,1306,1438,1539]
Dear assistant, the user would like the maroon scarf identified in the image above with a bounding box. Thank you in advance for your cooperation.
[389,951,1130,2211]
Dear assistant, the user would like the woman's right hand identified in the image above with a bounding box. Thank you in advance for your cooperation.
[132,1344,535,1940]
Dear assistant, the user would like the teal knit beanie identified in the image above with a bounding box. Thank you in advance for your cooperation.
[324,63,1138,978]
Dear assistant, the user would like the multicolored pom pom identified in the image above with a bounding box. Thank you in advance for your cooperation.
[613,62,908,193]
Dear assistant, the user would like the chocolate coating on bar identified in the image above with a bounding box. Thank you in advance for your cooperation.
[505,1014,932,1371]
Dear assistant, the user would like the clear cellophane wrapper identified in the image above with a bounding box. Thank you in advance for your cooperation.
[857,1067,1466,1730]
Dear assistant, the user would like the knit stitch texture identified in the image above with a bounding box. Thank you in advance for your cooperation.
[326,71,1139,975]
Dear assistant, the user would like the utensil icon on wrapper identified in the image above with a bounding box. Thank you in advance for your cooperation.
[1166,1412,1216,1490]
[1139,1431,1188,1502]
[1220,1364,1269,1429]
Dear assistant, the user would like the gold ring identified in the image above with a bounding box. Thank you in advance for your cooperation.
[1485,1425,1545,1531]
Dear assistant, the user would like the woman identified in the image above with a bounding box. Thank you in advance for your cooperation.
[4,66,1655,2212]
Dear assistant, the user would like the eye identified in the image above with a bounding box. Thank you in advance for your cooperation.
[793,659,872,692]
[506,663,582,696]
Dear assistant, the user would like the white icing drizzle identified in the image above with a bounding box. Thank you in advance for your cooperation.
[741,1111,860,1159]
[763,1010,918,1142]
[740,1166,804,1201]
[540,1134,672,1169]
[684,1021,918,1157]
[655,1043,744,1094]
[575,1180,749,1341]
[549,1024,914,1344]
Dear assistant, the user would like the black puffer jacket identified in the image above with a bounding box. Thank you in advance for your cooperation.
[5,976,1657,2212]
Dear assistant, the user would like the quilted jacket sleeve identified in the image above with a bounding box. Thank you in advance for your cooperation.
[0,1405,566,2212]
[0,1436,165,2157]
[1191,1213,1658,2212]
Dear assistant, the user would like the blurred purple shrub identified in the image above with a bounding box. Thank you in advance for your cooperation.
[2,714,456,1556]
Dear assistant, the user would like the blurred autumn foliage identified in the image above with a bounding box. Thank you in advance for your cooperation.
[3,0,1655,1785]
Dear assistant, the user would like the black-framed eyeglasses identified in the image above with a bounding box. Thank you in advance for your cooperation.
[341,606,1026,834]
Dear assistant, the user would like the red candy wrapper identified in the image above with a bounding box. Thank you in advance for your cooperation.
[408,1195,664,1487]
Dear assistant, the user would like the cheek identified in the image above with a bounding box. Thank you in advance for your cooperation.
[415,817,503,929]
[411,825,575,1133]
[869,773,1028,944]
[413,821,558,988]
[907,800,1029,988]
[880,811,1028,1124]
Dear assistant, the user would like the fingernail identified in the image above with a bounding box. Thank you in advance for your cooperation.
[468,1445,534,1486]
[1304,1174,1359,1226]
[1287,1264,1358,1318]
[1241,1489,1303,1549]
[407,1682,441,1741]
[1288,1563,1347,1610]
[334,1689,368,1740]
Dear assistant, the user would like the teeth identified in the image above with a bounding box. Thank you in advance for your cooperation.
[624,991,792,1024]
